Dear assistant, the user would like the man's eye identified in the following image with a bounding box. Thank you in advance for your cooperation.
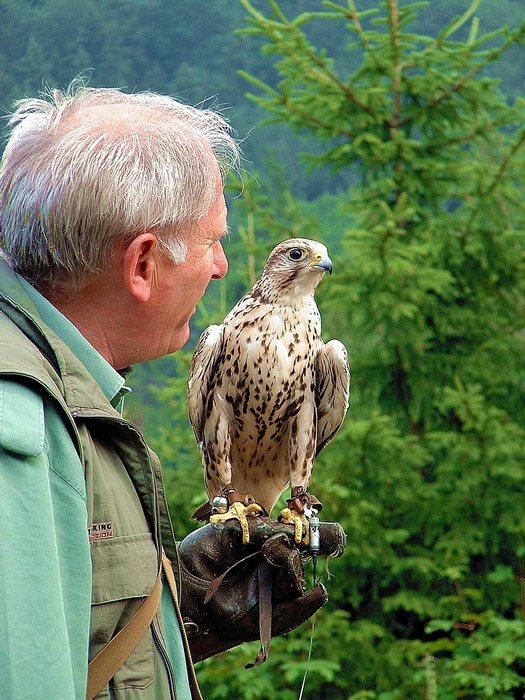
[288,248,304,261]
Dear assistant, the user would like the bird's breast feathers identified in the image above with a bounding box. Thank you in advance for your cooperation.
[221,303,321,383]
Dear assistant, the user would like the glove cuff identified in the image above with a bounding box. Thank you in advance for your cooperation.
[188,582,327,664]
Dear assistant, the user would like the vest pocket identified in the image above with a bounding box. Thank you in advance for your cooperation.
[90,533,158,693]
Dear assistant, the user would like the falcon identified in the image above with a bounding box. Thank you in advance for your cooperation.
[187,238,350,544]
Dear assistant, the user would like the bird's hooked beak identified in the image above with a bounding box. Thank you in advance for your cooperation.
[311,253,333,275]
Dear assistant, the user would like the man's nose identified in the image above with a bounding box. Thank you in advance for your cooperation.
[212,242,228,279]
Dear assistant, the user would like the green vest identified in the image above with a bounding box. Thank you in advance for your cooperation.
[0,262,202,700]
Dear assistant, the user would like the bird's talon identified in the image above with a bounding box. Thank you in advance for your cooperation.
[244,503,263,517]
[209,501,262,544]
[279,507,292,524]
[299,516,310,545]
[279,507,310,544]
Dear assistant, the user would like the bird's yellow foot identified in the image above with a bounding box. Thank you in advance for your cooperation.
[210,501,263,544]
[279,507,311,545]
[279,486,323,544]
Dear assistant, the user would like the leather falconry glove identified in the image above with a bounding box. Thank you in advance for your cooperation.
[177,516,346,667]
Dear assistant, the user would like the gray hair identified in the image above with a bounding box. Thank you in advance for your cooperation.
[0,83,239,289]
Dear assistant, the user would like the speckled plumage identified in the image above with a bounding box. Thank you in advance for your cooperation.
[187,238,350,518]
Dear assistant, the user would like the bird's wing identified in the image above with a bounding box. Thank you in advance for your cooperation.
[315,339,350,455]
[187,324,224,445]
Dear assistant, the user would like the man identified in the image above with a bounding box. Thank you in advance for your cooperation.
[0,85,328,699]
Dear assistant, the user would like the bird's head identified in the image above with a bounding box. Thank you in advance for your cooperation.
[257,238,333,299]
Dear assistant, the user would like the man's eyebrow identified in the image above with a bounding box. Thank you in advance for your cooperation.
[219,224,230,240]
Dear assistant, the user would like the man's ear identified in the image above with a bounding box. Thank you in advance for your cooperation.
[121,233,159,303]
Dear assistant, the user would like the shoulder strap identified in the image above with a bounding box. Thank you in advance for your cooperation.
[162,550,179,604]
[86,567,162,700]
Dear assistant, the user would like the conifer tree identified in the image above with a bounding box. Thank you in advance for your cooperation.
[190,1,525,697]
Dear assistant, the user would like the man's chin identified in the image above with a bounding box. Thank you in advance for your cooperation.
[170,324,191,354]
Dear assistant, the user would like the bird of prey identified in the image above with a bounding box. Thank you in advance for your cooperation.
[187,238,350,544]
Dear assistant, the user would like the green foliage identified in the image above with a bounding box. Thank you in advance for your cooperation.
[190,1,525,697]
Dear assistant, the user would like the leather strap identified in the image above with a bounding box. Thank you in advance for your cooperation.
[245,560,272,668]
[162,551,179,605]
[86,567,162,700]
[203,550,259,604]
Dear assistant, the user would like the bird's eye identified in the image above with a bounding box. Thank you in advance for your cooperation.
[288,248,305,261]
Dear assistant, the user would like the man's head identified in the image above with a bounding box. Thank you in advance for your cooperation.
[0,83,239,291]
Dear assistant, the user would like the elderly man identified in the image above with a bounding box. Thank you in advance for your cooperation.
[0,85,329,700]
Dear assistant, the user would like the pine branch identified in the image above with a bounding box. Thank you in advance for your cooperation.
[433,0,483,47]
[481,126,525,200]
[397,20,525,129]
[325,0,386,73]
[453,376,487,455]
[240,0,376,116]
[462,126,525,244]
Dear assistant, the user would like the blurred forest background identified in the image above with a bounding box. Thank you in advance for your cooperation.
[1,0,524,697]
